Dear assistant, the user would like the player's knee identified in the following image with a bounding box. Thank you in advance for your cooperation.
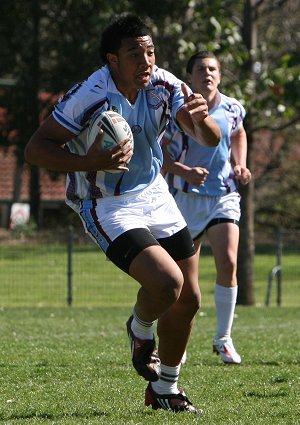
[174,290,201,323]
[160,269,184,304]
[193,291,201,311]
[219,255,237,278]
[186,290,201,315]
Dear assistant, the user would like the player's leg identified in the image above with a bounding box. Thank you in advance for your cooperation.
[206,221,241,364]
[80,192,185,382]
[129,244,185,323]
[207,221,239,287]
[156,251,201,366]
[81,177,204,413]
[162,191,206,368]
[107,228,185,382]
[100,231,186,322]
[145,228,203,414]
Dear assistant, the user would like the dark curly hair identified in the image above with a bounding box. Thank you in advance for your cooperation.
[99,13,152,64]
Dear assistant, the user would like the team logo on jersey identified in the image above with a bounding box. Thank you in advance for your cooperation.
[146,90,163,109]
[131,125,142,135]
[225,103,243,131]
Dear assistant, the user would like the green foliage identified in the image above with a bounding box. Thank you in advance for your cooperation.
[0,1,300,232]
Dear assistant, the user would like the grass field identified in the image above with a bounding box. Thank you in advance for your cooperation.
[0,241,299,307]
[0,239,299,423]
[0,306,299,424]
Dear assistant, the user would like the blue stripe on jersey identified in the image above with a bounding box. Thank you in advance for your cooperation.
[53,111,82,133]
[79,199,111,253]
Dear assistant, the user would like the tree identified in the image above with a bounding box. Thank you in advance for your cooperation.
[237,0,300,303]
[141,0,300,304]
[0,0,130,226]
[0,0,299,304]
[0,1,41,222]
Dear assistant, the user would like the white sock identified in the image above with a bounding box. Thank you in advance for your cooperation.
[130,307,155,340]
[214,284,238,339]
[151,364,181,394]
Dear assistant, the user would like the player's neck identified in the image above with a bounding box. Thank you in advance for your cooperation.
[116,84,139,104]
[109,69,139,104]
[206,90,220,111]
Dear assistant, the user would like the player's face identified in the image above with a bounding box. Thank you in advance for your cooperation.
[108,36,155,103]
[188,58,221,98]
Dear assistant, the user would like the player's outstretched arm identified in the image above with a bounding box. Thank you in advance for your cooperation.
[176,83,221,147]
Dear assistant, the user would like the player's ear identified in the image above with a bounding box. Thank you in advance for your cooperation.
[186,73,192,85]
[106,53,118,65]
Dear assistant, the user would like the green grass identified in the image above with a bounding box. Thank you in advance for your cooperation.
[0,242,299,307]
[0,240,299,422]
[0,306,299,424]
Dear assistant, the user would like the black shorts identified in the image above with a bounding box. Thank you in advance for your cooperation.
[195,218,239,240]
[106,226,195,274]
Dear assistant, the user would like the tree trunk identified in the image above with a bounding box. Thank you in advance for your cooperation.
[12,159,23,202]
[27,0,41,226]
[237,151,255,305]
[236,0,258,305]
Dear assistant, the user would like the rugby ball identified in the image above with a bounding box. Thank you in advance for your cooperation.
[88,110,134,173]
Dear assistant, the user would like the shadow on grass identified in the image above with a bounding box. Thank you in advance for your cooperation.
[244,389,288,398]
[1,410,107,421]
[2,408,157,422]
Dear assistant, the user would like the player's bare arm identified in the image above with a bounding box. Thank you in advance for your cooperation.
[231,126,252,185]
[176,83,221,147]
[25,115,133,172]
[162,141,209,186]
[233,164,252,185]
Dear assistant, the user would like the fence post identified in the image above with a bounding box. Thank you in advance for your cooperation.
[67,225,73,306]
[265,227,283,306]
[276,227,283,306]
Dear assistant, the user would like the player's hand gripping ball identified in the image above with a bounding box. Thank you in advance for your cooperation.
[88,110,134,173]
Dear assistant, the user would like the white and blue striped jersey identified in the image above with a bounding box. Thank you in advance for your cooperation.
[165,92,246,196]
[52,65,187,210]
